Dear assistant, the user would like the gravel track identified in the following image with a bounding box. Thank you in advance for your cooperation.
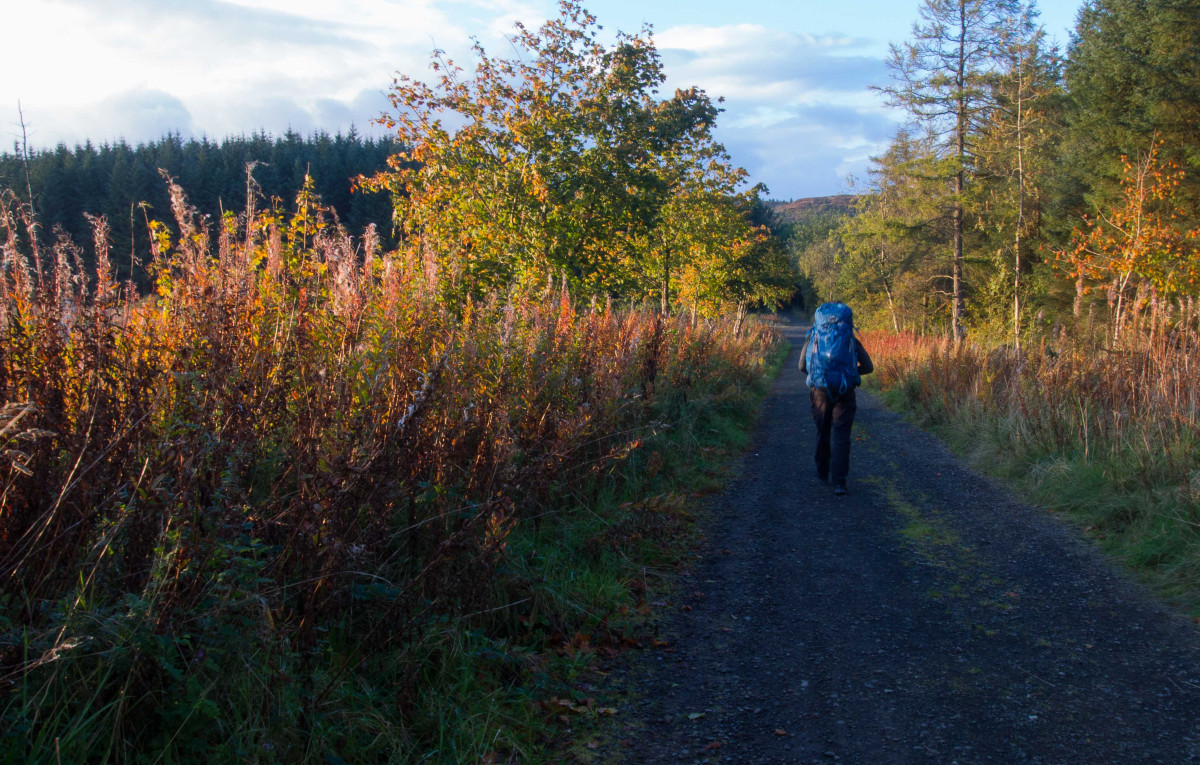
[602,319,1200,764]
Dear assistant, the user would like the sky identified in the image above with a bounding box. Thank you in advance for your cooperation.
[2,0,1085,200]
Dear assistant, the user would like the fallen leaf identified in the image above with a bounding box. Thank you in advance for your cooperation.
[586,741,599,750]
[680,605,693,612]
[596,707,618,716]
[774,728,788,736]
[687,712,705,720]
[704,741,722,750]
[652,639,671,648]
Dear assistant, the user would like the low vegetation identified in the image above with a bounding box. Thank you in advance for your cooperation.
[0,163,782,761]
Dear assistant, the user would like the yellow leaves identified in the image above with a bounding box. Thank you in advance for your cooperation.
[365,1,758,307]
[1060,139,1200,299]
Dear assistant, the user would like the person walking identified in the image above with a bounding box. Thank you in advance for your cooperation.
[799,302,873,495]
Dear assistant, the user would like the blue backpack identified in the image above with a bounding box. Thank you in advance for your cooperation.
[805,302,860,396]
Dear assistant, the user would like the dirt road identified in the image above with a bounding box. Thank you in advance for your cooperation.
[606,320,1200,763]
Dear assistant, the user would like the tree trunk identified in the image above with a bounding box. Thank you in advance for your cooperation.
[734,301,747,336]
[1073,272,1085,319]
[1014,225,1022,352]
[882,275,900,333]
[953,178,965,342]
[951,0,968,343]
[660,251,671,316]
[1013,62,1025,354]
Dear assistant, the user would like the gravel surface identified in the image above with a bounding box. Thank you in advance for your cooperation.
[600,320,1200,764]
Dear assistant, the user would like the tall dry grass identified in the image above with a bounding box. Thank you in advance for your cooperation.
[863,327,1200,611]
[0,177,780,761]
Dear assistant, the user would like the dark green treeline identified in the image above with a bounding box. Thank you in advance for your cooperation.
[1,129,398,284]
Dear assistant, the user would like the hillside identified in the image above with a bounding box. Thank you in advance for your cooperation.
[767,194,858,226]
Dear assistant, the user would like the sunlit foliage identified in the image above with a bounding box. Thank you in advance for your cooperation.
[361,1,790,315]
[0,173,780,761]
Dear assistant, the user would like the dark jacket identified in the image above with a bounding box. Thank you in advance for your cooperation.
[799,337,874,379]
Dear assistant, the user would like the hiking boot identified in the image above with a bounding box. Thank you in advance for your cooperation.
[834,482,847,496]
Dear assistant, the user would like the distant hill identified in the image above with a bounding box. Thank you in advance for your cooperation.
[766,195,859,226]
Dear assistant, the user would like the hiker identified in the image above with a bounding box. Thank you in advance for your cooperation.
[799,302,873,495]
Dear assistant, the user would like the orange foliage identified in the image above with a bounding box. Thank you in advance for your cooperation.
[0,175,780,750]
[1058,140,1200,339]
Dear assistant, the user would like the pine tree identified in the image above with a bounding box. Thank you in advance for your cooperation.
[840,129,948,333]
[977,2,1062,348]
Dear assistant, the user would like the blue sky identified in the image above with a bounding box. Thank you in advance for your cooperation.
[2,1,1084,199]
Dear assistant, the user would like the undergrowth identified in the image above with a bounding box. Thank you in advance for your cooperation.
[0,177,783,763]
[862,328,1200,617]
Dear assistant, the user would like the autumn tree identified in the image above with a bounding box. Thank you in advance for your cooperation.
[879,0,1022,340]
[666,188,792,327]
[1058,140,1200,344]
[795,234,843,309]
[636,124,748,314]
[365,1,749,305]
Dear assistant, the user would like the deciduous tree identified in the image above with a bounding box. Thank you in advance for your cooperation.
[1059,140,1200,343]
[366,1,740,304]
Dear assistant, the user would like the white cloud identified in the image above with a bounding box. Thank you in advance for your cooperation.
[0,0,539,149]
[655,22,899,198]
[1,3,901,197]
[83,89,196,142]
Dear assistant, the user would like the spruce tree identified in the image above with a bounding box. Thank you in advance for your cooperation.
[1064,0,1200,212]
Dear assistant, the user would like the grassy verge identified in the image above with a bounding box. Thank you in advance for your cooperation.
[0,178,787,763]
[862,330,1200,618]
[523,324,788,762]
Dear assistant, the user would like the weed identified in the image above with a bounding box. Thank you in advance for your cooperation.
[0,180,783,762]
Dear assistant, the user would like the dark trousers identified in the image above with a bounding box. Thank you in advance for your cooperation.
[810,388,857,485]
